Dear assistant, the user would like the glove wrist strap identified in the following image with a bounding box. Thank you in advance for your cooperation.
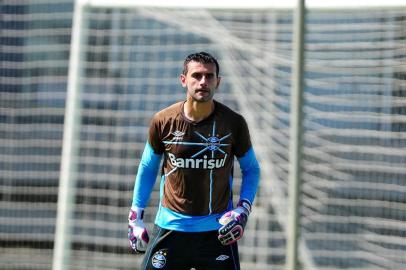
[129,206,145,221]
[237,199,252,214]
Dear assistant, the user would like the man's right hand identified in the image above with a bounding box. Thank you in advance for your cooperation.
[128,207,149,253]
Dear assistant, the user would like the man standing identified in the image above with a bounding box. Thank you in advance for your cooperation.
[128,52,260,270]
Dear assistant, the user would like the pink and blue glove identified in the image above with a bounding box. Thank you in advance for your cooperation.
[218,200,251,245]
[128,207,149,253]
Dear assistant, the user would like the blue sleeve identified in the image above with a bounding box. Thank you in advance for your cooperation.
[237,147,260,204]
[132,142,162,208]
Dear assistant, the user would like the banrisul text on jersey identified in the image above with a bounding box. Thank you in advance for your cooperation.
[168,153,227,169]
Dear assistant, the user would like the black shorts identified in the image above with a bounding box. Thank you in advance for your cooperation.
[141,225,241,270]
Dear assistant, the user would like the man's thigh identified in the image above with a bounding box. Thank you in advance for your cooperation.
[192,230,240,270]
[141,226,240,270]
[141,226,191,270]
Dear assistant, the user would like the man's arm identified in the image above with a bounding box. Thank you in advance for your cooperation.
[237,146,260,204]
[128,142,162,253]
[132,142,162,208]
[218,147,260,245]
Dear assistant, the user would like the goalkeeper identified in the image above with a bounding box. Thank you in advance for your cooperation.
[128,52,260,270]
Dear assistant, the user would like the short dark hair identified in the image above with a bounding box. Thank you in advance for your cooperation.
[182,52,220,77]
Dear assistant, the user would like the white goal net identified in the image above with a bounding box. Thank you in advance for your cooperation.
[1,1,405,270]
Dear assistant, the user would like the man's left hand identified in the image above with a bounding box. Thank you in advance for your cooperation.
[218,200,251,245]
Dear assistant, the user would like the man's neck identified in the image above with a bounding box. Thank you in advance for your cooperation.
[183,99,214,123]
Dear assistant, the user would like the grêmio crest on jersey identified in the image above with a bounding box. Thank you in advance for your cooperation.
[163,120,231,171]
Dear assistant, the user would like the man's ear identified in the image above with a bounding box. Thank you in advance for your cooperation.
[180,74,187,87]
[216,76,221,89]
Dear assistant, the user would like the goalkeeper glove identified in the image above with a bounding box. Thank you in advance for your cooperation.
[128,207,149,253]
[218,200,251,245]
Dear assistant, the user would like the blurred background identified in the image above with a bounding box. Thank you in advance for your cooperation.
[1,0,405,269]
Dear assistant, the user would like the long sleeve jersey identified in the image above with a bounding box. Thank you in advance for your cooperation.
[132,100,260,232]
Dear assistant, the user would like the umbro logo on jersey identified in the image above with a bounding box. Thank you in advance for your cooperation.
[171,130,185,140]
[216,255,229,261]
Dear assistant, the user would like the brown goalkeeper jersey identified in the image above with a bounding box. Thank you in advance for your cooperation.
[148,100,252,216]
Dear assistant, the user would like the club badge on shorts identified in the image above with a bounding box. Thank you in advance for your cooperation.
[152,249,167,269]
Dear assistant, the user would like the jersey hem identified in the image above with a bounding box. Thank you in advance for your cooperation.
[155,206,225,232]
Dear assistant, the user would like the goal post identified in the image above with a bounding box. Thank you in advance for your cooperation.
[49,1,406,270]
[52,1,86,270]
[287,1,306,270]
[53,1,307,269]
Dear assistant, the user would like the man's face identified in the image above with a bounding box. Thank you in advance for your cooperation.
[180,61,221,103]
